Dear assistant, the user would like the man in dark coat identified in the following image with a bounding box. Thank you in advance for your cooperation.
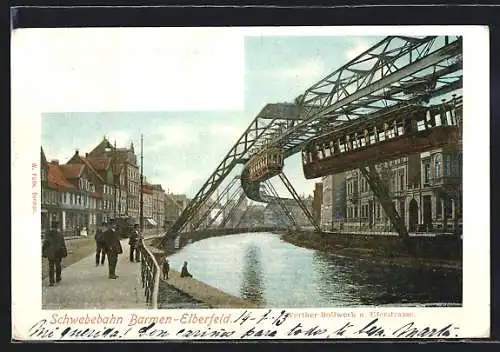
[42,221,68,286]
[95,222,106,266]
[102,220,122,279]
[129,224,139,262]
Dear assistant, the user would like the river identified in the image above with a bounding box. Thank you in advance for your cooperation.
[165,232,461,307]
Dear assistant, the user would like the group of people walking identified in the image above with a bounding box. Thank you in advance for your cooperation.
[43,220,195,287]
[94,221,143,279]
[43,219,145,285]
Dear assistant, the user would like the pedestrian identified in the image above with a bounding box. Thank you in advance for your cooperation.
[162,258,170,280]
[135,230,143,262]
[180,261,193,278]
[95,222,106,266]
[42,221,68,287]
[102,219,122,279]
[129,224,139,262]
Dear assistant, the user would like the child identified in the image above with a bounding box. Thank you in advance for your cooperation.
[162,258,170,280]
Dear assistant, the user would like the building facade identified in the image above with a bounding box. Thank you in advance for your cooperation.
[88,138,140,222]
[321,147,462,234]
[150,184,166,229]
[312,182,323,227]
[321,173,347,231]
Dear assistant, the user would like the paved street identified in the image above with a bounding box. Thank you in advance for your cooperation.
[42,239,147,309]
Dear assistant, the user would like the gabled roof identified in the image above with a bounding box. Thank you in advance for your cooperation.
[60,164,85,179]
[88,137,114,156]
[47,164,75,190]
[41,147,48,166]
[80,157,105,183]
[85,156,111,171]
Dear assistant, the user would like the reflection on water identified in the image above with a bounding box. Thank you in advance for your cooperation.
[240,245,265,305]
[166,232,461,307]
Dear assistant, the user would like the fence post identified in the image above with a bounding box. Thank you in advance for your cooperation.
[139,237,161,309]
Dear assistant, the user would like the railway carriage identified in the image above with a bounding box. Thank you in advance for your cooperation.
[302,102,461,179]
[248,147,284,182]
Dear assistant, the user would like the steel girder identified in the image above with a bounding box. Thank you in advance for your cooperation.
[205,185,242,229]
[263,181,297,227]
[192,175,239,231]
[165,115,285,235]
[165,35,462,238]
[359,165,409,243]
[258,37,462,156]
[219,192,247,228]
[278,173,321,232]
[235,205,254,228]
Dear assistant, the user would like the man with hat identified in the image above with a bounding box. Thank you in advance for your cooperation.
[102,219,122,279]
[95,221,106,266]
[42,221,68,286]
[129,224,139,262]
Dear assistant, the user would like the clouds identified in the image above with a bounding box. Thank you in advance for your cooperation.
[107,130,132,148]
[345,39,371,61]
[273,57,326,82]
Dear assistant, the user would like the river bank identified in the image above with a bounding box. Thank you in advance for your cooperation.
[279,230,462,271]
[146,235,257,308]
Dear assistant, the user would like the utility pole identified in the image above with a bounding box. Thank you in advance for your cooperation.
[140,134,144,233]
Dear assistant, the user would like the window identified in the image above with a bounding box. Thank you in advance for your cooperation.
[399,171,405,191]
[324,144,331,158]
[424,163,431,184]
[435,154,442,178]
[436,195,442,218]
[354,206,358,218]
[445,198,453,218]
[377,204,381,218]
[443,155,450,177]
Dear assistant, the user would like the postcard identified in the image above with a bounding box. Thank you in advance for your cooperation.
[11,25,490,340]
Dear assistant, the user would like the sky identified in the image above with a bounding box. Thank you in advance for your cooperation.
[42,34,385,199]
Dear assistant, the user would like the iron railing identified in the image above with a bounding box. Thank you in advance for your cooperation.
[139,238,160,309]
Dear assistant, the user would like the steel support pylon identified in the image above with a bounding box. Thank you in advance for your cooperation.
[263,181,297,228]
[219,192,247,228]
[192,176,239,230]
[359,164,410,244]
[205,186,242,228]
[278,173,322,232]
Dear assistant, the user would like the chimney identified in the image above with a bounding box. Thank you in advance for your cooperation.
[51,160,59,165]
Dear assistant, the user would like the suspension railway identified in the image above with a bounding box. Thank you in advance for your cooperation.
[161,35,463,244]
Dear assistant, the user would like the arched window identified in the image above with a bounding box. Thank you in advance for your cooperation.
[435,154,442,178]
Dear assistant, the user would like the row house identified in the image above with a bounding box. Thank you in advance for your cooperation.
[41,152,101,237]
[150,184,165,229]
[41,148,61,236]
[42,136,171,236]
[59,162,101,236]
[88,138,140,223]
[142,182,154,227]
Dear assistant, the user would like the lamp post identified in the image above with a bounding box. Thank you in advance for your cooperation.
[140,134,144,232]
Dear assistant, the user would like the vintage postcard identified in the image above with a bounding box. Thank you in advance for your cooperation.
[11,25,489,340]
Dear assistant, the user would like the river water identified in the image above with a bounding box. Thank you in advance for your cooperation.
[166,232,461,307]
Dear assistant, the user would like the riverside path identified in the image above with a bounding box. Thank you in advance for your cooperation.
[42,239,147,309]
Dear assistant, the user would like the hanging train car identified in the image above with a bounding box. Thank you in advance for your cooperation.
[302,102,461,179]
[248,147,284,182]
